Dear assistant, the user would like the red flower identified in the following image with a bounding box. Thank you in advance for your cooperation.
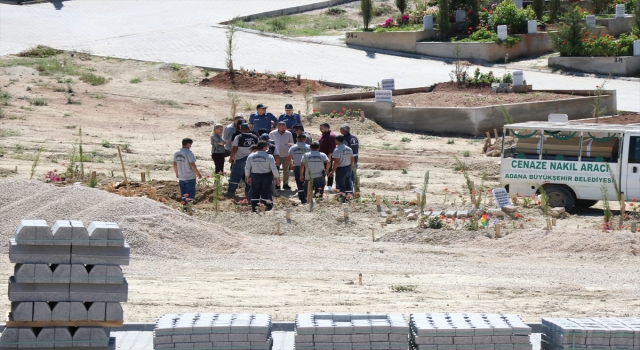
[562,41,567,45]
[444,188,449,191]
[180,201,186,205]
[633,198,637,202]
[516,213,522,219]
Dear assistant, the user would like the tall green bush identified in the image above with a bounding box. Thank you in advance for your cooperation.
[587,0,610,15]
[533,0,544,20]
[635,0,640,32]
[494,0,537,33]
[550,6,587,56]
[361,0,374,29]
[438,0,450,38]
[468,0,480,29]
[395,0,408,14]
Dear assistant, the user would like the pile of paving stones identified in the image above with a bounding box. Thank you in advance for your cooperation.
[153,313,273,349]
[0,220,130,349]
[542,318,640,350]
[294,313,410,349]
[410,313,532,350]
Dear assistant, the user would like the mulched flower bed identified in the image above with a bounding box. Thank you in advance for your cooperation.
[200,71,341,95]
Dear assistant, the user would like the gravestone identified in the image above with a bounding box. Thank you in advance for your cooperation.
[497,25,508,40]
[374,90,393,103]
[492,188,512,209]
[527,20,537,33]
[586,15,596,28]
[615,4,625,18]
[381,79,395,90]
[512,71,524,86]
[455,9,466,23]
[634,40,640,56]
[423,15,433,30]
[548,114,569,122]
[514,0,523,8]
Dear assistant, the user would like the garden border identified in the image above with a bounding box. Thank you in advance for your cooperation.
[548,56,640,77]
[219,0,358,24]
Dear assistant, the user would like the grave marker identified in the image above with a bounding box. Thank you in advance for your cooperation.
[381,78,395,90]
[497,25,508,40]
[586,15,596,28]
[527,20,537,33]
[512,71,524,86]
[548,113,569,123]
[615,4,625,18]
[423,15,433,30]
[514,0,523,8]
[374,90,393,103]
[634,40,640,56]
[455,9,466,22]
[492,188,512,208]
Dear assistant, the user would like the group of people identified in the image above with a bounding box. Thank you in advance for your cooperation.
[173,103,359,212]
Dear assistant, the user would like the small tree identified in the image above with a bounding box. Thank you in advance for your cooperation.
[361,0,374,30]
[592,76,609,123]
[395,0,408,14]
[225,18,238,74]
[437,0,451,39]
[533,0,544,20]
[635,0,640,32]
[550,6,587,56]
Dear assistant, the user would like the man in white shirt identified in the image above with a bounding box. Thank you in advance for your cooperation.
[269,121,294,191]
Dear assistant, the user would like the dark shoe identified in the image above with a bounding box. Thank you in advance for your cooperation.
[283,185,291,190]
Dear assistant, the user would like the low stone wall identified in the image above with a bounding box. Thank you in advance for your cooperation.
[596,15,634,36]
[345,30,437,53]
[548,56,640,76]
[221,0,355,23]
[415,33,553,62]
[314,89,617,135]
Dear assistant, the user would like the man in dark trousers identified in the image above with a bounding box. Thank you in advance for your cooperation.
[249,104,278,133]
[318,122,336,188]
[288,134,310,204]
[279,104,302,130]
[227,123,259,198]
[245,141,281,211]
[299,142,330,199]
[340,124,359,183]
[329,135,355,202]
[173,138,203,212]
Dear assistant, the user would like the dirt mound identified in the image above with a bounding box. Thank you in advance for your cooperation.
[0,180,247,260]
[574,114,640,125]
[200,72,339,95]
[379,227,487,245]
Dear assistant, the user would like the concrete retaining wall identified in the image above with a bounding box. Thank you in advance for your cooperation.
[345,30,438,53]
[415,33,553,62]
[314,90,617,135]
[596,15,635,36]
[548,56,640,76]
[222,0,356,23]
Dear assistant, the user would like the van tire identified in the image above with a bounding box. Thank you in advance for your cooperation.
[545,186,575,211]
[575,199,599,208]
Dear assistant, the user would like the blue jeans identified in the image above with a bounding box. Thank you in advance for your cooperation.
[179,179,196,206]
[294,166,306,204]
[335,166,353,201]
[250,172,274,211]
[227,157,250,198]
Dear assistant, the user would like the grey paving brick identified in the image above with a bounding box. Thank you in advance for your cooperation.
[371,341,390,349]
[71,265,89,283]
[435,336,454,345]
[511,335,531,344]
[0,327,19,348]
[474,336,493,344]
[210,333,228,342]
[8,277,70,302]
[190,334,210,343]
[228,333,247,341]
[9,240,71,264]
[105,303,123,321]
[248,333,268,341]
[172,335,191,343]
[212,341,231,347]
[51,220,73,246]
[192,342,212,349]
[69,279,128,302]
[15,220,52,245]
[370,333,388,342]
[90,327,111,347]
[389,333,408,343]
[33,302,52,321]
[36,327,55,348]
[333,334,351,343]
[70,244,130,266]
[231,341,250,347]
[87,222,109,247]
[14,264,35,283]
[54,327,72,349]
[87,265,106,284]
[87,302,106,321]
[70,302,88,321]
[492,335,512,344]
[106,222,125,247]
[52,264,71,284]
[34,264,53,283]
[11,302,33,322]
[19,328,37,348]
[72,327,92,347]
[154,335,173,345]
[51,302,71,321]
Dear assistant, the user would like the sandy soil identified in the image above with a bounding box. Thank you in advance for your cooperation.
[0,52,639,323]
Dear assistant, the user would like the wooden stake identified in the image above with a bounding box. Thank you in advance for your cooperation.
[344,208,349,222]
[296,74,301,85]
[495,223,501,237]
[298,110,301,116]
[307,180,313,207]
[371,229,375,242]
[552,217,557,227]
[486,131,492,146]
[141,172,146,183]
[358,273,362,285]
[376,195,381,206]
[285,210,291,224]
[14,166,17,173]
[116,145,128,187]
[416,193,421,203]
[277,223,281,235]
[229,59,234,74]
[493,129,499,142]
[360,110,365,122]
[91,171,97,181]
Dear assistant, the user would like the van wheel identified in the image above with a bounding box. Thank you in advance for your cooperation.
[575,199,599,208]
[545,186,575,211]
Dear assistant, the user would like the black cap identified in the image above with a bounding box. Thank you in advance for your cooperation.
[260,133,270,140]
[256,103,268,109]
[285,104,293,110]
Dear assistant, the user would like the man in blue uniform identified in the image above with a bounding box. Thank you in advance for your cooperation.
[246,141,281,212]
[340,124,359,183]
[227,123,259,198]
[249,103,278,133]
[329,135,355,202]
[279,104,302,130]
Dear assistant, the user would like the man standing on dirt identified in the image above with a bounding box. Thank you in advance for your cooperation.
[269,121,294,191]
[329,135,354,202]
[299,142,330,199]
[288,134,310,204]
[318,123,337,188]
[245,141,281,212]
[340,124,359,183]
[173,138,202,212]
[249,104,278,133]
[292,124,312,145]
[224,115,244,154]
[279,104,302,130]
[227,123,258,198]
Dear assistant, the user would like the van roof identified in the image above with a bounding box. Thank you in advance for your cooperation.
[504,121,640,133]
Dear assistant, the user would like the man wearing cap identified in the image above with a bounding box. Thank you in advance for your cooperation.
[227,123,259,198]
[288,134,311,204]
[269,121,294,191]
[279,104,302,130]
[292,124,312,146]
[329,135,355,202]
[339,124,359,183]
[249,104,278,133]
[224,115,244,154]
[318,122,337,187]
[246,141,281,212]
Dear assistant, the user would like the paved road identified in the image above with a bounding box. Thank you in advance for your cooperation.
[1,0,639,112]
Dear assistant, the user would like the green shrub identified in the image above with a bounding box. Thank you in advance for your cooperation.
[550,6,587,56]
[374,3,395,16]
[29,97,48,106]
[18,45,61,58]
[635,0,640,31]
[395,0,408,14]
[130,78,141,84]
[80,73,107,86]
[533,0,545,19]
[361,0,374,29]
[437,0,451,38]
[325,7,346,15]
[493,0,536,33]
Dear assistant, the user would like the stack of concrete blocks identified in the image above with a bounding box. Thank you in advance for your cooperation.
[153,313,273,349]
[410,313,532,350]
[294,313,410,349]
[542,318,640,350]
[0,220,130,350]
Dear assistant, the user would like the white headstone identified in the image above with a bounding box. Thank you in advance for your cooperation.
[375,90,393,103]
[548,114,569,123]
[514,0,523,8]
[381,79,395,90]
[492,188,512,209]
[586,15,596,28]
[497,25,508,40]
[512,71,524,86]
[615,4,625,18]
[634,40,640,56]
[423,15,434,30]
[455,9,466,23]
[527,20,537,34]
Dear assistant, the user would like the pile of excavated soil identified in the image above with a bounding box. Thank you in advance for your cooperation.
[0,180,247,260]
[574,114,640,125]
[201,72,341,95]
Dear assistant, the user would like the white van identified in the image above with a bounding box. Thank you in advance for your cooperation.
[500,121,640,211]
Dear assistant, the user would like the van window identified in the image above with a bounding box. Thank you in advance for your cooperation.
[629,136,640,163]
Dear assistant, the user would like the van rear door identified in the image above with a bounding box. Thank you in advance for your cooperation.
[623,133,640,200]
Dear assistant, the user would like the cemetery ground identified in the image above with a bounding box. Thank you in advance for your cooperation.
[0,50,639,323]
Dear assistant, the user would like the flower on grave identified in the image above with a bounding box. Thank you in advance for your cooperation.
[440,215,445,220]
[181,201,186,205]
[562,41,567,45]
[631,202,635,207]
[633,198,637,202]
[526,218,532,222]
[515,213,522,219]
[444,187,449,191]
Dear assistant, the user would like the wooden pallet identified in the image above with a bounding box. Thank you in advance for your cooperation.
[6,312,123,328]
